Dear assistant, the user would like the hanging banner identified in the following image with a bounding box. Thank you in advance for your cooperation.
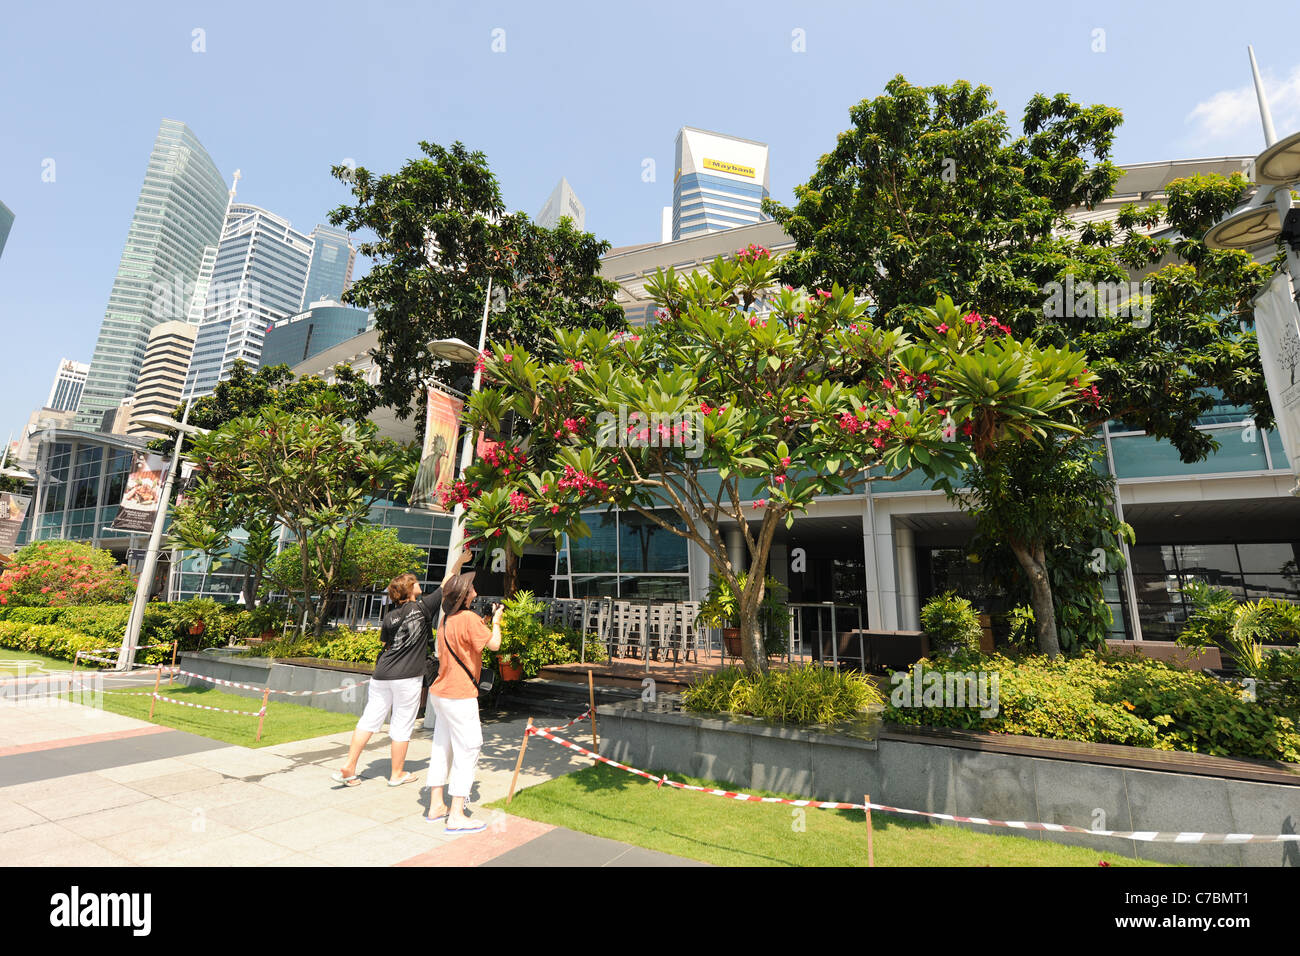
[1252,272,1300,484]
[110,452,170,533]
[174,461,197,509]
[0,493,32,553]
[408,386,464,510]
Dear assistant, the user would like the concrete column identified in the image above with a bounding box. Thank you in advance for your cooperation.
[862,489,884,630]
[895,525,920,630]
[726,524,746,576]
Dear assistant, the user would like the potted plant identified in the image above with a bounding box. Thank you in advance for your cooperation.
[699,573,789,659]
[496,590,546,681]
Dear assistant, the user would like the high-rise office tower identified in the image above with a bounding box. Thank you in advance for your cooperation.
[0,200,14,261]
[537,177,586,231]
[74,120,228,430]
[184,203,312,397]
[300,225,356,309]
[671,127,770,241]
[128,321,198,441]
[46,359,90,412]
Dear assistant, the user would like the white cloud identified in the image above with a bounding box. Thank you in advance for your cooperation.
[1185,65,1300,148]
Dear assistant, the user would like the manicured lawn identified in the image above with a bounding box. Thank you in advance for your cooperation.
[0,647,76,673]
[489,763,1168,867]
[62,682,358,748]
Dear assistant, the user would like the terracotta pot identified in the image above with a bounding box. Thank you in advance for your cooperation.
[722,627,742,658]
[188,622,206,636]
[499,660,524,682]
[259,629,277,640]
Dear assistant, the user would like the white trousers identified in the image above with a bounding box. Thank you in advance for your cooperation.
[355,677,423,742]
[426,695,483,798]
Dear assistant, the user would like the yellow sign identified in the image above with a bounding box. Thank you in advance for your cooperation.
[702,157,755,179]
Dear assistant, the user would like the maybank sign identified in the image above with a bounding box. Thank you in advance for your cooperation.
[702,157,756,179]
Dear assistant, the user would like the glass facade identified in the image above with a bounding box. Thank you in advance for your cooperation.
[299,225,355,309]
[564,507,690,599]
[17,434,141,549]
[259,305,370,370]
[75,120,228,429]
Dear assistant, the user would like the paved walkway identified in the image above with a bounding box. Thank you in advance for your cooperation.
[0,691,705,867]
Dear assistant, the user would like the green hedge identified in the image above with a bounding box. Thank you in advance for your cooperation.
[0,602,237,665]
[882,650,1300,763]
[0,620,170,666]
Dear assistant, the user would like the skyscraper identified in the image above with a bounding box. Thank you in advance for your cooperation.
[128,321,198,441]
[300,225,356,308]
[46,359,90,412]
[184,203,312,397]
[74,120,228,430]
[0,200,14,261]
[672,127,771,241]
[260,302,372,370]
[537,177,586,231]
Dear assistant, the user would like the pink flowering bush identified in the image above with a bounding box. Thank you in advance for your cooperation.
[456,251,1095,671]
[0,541,136,607]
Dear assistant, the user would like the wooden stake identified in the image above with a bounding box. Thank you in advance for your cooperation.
[168,640,178,686]
[506,717,533,805]
[148,664,163,720]
[587,669,598,751]
[864,794,875,867]
[255,687,270,742]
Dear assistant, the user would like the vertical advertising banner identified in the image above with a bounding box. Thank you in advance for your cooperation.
[0,493,32,553]
[408,386,464,510]
[1253,273,1300,482]
[110,452,170,533]
[174,462,197,509]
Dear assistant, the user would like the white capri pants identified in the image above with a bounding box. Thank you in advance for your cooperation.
[356,677,423,743]
[426,695,483,798]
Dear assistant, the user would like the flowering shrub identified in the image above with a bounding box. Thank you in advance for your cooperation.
[0,541,136,607]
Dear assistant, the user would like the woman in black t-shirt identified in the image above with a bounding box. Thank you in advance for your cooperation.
[331,550,472,787]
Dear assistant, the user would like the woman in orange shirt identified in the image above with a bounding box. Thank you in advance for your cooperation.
[426,570,502,831]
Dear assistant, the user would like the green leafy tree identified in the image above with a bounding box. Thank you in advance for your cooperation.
[948,437,1133,654]
[454,250,1093,673]
[161,361,377,608]
[766,76,1276,652]
[327,141,627,420]
[264,524,424,628]
[170,396,414,635]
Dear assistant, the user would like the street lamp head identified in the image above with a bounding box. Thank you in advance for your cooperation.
[1255,129,1300,186]
[132,414,210,436]
[1203,203,1281,251]
[426,338,480,364]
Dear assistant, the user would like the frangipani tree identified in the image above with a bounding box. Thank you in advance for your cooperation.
[456,249,1096,671]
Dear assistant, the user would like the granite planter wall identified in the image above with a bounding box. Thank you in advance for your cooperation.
[595,701,1300,867]
[177,651,373,716]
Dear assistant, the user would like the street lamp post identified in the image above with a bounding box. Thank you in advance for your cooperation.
[115,399,199,671]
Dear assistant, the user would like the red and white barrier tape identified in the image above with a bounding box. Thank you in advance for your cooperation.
[536,706,593,734]
[170,666,368,697]
[149,692,265,717]
[527,726,1300,845]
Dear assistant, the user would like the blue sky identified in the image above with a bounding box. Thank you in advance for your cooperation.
[3,0,1298,445]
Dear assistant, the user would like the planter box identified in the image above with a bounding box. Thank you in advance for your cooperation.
[1104,640,1223,670]
[177,652,373,716]
[595,700,1300,866]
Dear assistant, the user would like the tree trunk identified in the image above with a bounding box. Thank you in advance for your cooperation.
[1010,541,1060,657]
[738,574,768,674]
[503,549,520,598]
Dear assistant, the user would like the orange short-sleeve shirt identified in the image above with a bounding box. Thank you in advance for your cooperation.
[431,609,493,699]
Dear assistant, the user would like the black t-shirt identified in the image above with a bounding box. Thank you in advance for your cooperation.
[372,588,443,681]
